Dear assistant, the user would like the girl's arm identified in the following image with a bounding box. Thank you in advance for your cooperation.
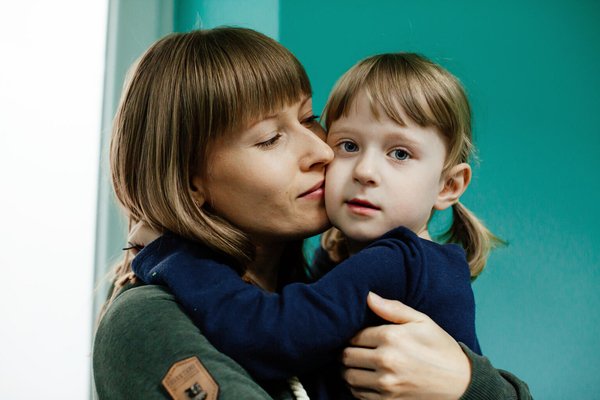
[132,227,421,381]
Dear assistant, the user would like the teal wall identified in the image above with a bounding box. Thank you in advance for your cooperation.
[98,1,599,398]
[174,0,279,37]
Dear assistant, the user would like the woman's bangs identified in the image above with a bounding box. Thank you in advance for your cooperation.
[236,57,311,129]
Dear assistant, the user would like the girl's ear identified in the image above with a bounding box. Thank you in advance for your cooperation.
[190,175,206,206]
[434,163,471,211]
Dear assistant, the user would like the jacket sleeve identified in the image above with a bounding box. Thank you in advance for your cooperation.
[93,285,273,400]
[459,344,533,400]
[132,228,422,381]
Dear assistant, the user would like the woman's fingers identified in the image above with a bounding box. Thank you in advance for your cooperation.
[349,324,391,347]
[367,292,427,324]
[348,386,381,400]
[342,294,472,399]
[342,368,380,393]
[342,346,379,369]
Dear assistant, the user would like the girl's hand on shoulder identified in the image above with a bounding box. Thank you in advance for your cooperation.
[126,221,162,255]
[341,292,470,400]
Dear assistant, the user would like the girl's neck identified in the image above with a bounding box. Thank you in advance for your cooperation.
[417,225,432,240]
[346,226,432,256]
[345,238,368,256]
[244,242,284,292]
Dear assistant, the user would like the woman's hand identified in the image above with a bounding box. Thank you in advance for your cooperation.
[126,221,161,254]
[342,292,471,400]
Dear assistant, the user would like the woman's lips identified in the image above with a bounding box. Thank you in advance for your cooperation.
[346,198,380,215]
[299,180,325,200]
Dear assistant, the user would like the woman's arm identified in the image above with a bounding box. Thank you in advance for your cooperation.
[342,294,532,400]
[93,284,273,400]
[132,228,423,381]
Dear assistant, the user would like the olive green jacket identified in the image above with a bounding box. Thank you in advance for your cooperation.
[93,284,531,399]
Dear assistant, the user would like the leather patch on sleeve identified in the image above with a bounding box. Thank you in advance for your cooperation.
[162,356,219,400]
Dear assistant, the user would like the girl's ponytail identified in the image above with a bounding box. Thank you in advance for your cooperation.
[443,202,504,278]
[320,227,349,264]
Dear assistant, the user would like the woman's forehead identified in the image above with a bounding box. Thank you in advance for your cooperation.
[242,95,312,128]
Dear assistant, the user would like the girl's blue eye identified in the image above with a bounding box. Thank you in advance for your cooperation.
[257,133,281,149]
[341,141,359,152]
[390,149,410,161]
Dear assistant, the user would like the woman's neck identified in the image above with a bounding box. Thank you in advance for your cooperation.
[244,242,284,292]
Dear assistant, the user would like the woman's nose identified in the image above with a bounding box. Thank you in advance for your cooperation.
[353,153,379,186]
[299,126,334,171]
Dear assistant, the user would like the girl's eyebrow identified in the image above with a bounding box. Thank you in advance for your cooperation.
[327,124,355,136]
[381,130,423,146]
[328,125,424,146]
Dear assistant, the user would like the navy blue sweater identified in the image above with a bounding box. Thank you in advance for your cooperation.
[132,226,480,395]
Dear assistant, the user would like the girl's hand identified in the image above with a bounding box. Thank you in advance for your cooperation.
[126,221,161,254]
[342,292,471,400]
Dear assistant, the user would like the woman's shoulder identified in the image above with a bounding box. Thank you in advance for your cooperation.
[93,283,276,400]
[109,282,178,310]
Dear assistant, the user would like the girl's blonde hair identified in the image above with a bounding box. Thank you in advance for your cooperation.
[321,53,502,278]
[107,27,311,304]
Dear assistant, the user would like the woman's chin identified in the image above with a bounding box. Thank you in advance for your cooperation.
[310,218,333,237]
[293,214,332,240]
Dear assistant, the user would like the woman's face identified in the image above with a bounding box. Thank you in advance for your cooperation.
[196,97,333,244]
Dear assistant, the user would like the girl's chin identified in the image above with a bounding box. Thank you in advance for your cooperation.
[341,229,381,245]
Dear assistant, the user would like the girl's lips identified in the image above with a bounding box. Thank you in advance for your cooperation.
[346,198,380,209]
[346,198,381,215]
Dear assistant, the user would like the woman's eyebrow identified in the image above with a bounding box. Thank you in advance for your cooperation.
[247,114,278,129]
[247,96,312,130]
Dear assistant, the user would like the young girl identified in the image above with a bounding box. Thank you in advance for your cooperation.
[315,52,496,279]
[131,52,500,395]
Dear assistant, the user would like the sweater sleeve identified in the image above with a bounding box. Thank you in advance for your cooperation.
[132,227,423,381]
[459,344,533,400]
[93,284,274,400]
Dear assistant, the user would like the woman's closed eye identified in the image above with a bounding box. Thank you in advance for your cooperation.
[389,148,410,161]
[256,133,282,149]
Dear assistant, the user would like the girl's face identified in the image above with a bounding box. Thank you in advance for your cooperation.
[325,93,449,244]
[195,97,333,244]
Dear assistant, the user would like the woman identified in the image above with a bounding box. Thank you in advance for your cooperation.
[93,27,531,399]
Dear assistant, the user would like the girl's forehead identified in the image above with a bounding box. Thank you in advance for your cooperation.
[334,93,414,128]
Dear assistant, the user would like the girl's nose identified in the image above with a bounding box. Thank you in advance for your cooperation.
[353,153,380,186]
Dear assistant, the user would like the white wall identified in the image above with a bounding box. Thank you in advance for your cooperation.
[0,1,106,399]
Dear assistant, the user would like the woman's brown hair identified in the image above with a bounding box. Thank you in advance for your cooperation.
[107,27,311,306]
